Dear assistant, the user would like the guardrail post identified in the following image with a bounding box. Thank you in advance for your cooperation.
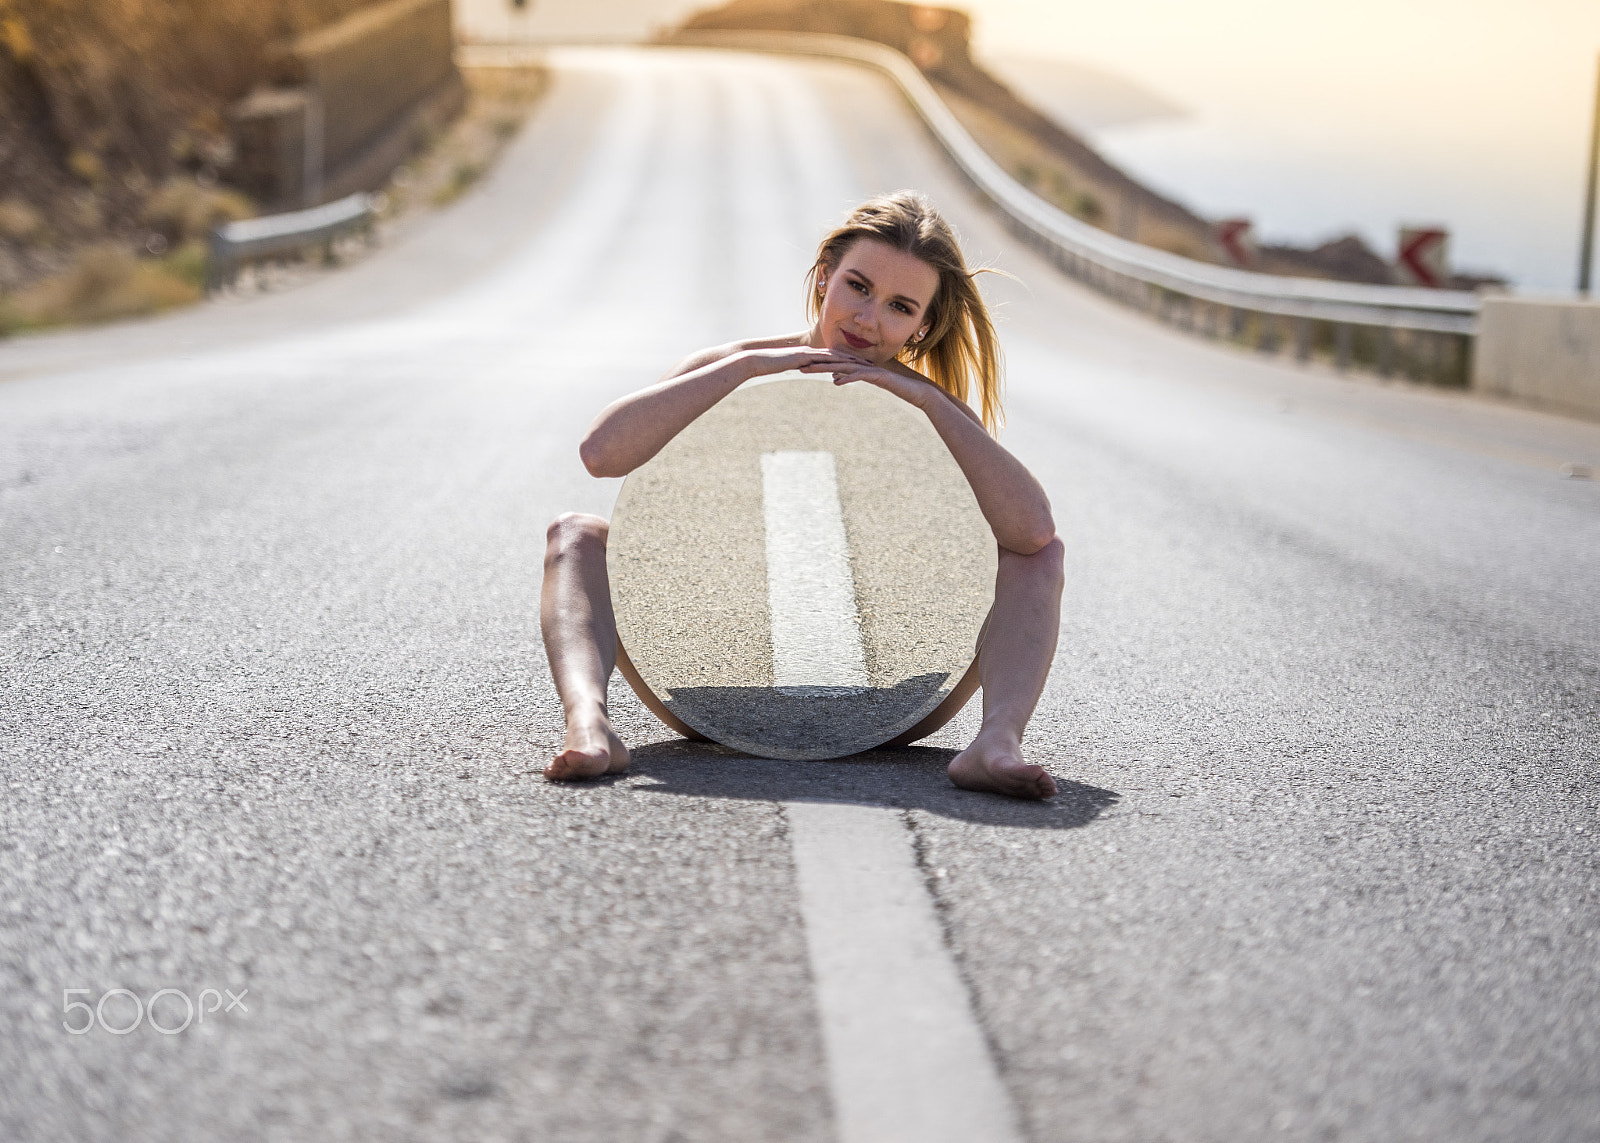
[1293,317,1312,363]
[205,230,235,295]
[1377,327,1394,378]
[1260,315,1281,355]
[1430,330,1462,386]
[1334,324,1352,372]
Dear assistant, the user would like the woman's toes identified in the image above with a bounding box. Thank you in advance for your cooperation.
[950,749,1055,800]
[1002,761,1054,799]
[545,744,611,781]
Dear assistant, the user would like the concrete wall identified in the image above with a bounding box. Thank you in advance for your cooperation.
[1473,296,1600,419]
[230,0,462,209]
[288,0,457,179]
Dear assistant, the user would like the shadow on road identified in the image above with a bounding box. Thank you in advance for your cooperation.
[620,739,1119,830]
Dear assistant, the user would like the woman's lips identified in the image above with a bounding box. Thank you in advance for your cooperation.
[841,330,872,350]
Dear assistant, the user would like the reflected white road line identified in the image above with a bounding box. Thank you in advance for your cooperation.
[760,450,870,695]
[786,800,1024,1143]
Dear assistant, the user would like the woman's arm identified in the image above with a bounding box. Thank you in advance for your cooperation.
[579,335,860,478]
[803,359,1056,555]
[921,390,1056,555]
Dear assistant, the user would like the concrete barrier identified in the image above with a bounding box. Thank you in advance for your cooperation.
[1473,296,1600,419]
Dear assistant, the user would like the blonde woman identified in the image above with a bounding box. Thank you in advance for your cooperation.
[541,192,1063,799]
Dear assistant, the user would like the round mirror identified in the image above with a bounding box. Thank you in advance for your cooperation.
[608,376,995,760]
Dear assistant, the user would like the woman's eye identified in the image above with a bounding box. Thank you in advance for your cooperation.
[892,302,911,314]
[849,280,867,293]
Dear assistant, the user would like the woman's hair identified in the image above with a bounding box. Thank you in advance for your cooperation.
[806,191,1003,431]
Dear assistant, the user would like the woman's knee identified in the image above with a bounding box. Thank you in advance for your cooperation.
[546,512,609,557]
[1001,534,1065,584]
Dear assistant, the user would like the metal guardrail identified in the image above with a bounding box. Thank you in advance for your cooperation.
[205,192,378,293]
[670,31,1482,381]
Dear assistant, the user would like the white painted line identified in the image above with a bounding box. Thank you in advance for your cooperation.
[786,800,1023,1143]
[760,451,870,695]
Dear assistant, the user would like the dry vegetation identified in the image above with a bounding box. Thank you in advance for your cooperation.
[1,244,201,328]
[0,0,550,334]
[0,177,252,333]
[0,0,378,331]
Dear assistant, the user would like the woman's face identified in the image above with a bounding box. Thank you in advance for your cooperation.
[814,238,939,365]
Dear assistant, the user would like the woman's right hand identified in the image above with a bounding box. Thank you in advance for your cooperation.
[736,346,867,381]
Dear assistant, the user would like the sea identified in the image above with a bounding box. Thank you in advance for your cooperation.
[991,53,1590,294]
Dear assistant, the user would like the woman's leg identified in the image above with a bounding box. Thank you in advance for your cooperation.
[541,513,630,780]
[948,536,1065,799]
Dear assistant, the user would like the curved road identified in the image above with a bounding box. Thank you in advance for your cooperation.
[3,47,1598,1142]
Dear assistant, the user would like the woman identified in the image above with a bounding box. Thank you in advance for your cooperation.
[541,192,1064,799]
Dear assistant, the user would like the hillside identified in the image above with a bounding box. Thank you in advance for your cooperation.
[0,0,382,292]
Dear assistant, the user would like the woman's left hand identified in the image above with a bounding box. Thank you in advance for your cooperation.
[806,351,1055,555]
[798,357,939,412]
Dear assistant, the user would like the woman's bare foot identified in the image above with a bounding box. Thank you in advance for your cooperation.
[545,706,630,781]
[948,725,1057,800]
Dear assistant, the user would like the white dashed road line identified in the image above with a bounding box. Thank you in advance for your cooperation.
[760,450,871,696]
[785,800,1024,1143]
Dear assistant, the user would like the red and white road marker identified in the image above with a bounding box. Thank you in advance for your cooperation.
[1396,226,1451,288]
[1215,218,1256,268]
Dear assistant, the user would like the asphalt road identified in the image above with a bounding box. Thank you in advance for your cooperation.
[2,47,1598,1142]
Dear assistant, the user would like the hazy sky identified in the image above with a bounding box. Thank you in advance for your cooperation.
[966,0,1598,182]
[965,0,1600,286]
[464,0,1600,165]
[457,0,1600,287]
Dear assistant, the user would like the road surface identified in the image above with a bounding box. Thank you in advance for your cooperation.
[2,47,1597,1142]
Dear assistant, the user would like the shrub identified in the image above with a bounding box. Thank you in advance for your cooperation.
[431,160,485,207]
[0,243,200,334]
[141,177,254,243]
[0,197,45,243]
